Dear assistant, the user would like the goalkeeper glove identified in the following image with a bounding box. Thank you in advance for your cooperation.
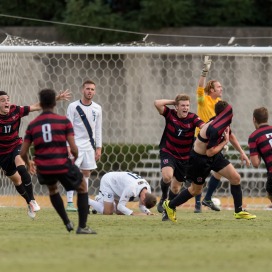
[201,56,212,77]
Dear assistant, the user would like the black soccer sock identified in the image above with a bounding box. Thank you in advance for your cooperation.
[15,183,31,204]
[231,184,243,213]
[50,193,70,225]
[168,190,178,201]
[204,175,220,201]
[77,192,89,229]
[195,194,201,207]
[17,165,35,200]
[169,188,193,209]
[160,178,170,200]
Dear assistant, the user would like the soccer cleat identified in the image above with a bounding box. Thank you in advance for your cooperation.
[31,200,41,212]
[27,203,36,219]
[194,204,202,213]
[234,210,256,220]
[65,221,74,232]
[162,200,177,223]
[76,226,97,234]
[66,202,77,212]
[92,209,97,214]
[161,210,169,221]
[157,198,165,213]
[202,199,220,211]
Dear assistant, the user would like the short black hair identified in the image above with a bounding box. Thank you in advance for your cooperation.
[0,91,8,96]
[39,89,56,109]
[215,101,229,116]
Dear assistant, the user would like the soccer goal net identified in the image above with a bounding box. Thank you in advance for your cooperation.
[1,34,272,210]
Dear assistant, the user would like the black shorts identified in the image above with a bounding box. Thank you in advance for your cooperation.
[266,173,272,195]
[0,145,21,176]
[37,163,83,191]
[160,151,187,182]
[186,150,230,185]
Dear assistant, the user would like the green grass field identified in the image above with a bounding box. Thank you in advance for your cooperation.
[0,207,271,272]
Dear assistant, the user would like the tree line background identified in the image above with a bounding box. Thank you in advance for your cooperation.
[0,0,271,44]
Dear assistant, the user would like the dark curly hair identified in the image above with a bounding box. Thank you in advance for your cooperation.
[39,89,56,109]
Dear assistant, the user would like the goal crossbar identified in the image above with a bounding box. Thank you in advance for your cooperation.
[0,45,272,55]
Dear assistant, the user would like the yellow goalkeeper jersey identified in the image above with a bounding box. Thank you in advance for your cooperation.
[195,86,221,136]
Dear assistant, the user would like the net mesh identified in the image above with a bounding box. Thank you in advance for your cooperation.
[0,34,271,209]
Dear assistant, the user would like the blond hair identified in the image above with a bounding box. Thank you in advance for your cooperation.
[204,80,217,95]
[175,94,190,105]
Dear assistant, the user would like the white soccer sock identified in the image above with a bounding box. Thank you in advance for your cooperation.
[67,190,74,203]
[84,176,89,188]
[89,198,104,214]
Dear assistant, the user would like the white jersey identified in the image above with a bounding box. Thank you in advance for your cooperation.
[99,172,152,215]
[67,100,102,150]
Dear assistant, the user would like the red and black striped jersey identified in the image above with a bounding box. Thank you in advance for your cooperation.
[0,105,30,155]
[159,106,204,160]
[24,111,74,175]
[248,124,272,173]
[206,104,233,150]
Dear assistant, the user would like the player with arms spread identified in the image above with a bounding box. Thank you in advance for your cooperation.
[89,171,157,215]
[0,89,70,218]
[163,101,256,222]
[20,89,96,234]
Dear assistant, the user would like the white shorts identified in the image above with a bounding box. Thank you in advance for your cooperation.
[99,177,115,203]
[94,192,116,212]
[75,149,97,170]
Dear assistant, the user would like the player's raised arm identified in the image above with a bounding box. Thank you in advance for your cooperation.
[197,56,212,102]
[154,99,175,115]
[29,89,71,112]
[56,89,71,101]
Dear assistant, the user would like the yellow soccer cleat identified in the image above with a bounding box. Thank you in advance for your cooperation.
[234,210,256,220]
[163,200,177,223]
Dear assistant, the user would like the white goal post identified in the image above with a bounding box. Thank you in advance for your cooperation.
[0,36,271,210]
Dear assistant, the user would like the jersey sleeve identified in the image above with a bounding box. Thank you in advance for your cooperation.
[139,204,150,214]
[95,105,102,148]
[197,87,205,105]
[248,134,259,156]
[162,106,170,118]
[117,188,134,215]
[66,118,74,137]
[18,105,30,117]
[66,103,75,124]
[194,114,205,128]
[206,126,220,149]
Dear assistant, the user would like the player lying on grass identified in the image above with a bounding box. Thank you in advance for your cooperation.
[89,171,157,215]
[163,101,256,222]
[20,88,96,234]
